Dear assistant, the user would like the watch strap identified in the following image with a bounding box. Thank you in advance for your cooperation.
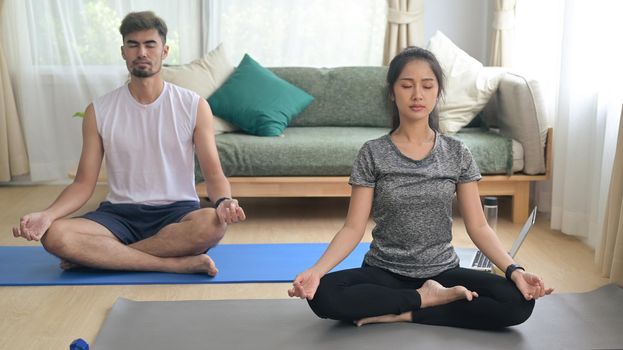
[213,197,231,209]
[505,264,525,281]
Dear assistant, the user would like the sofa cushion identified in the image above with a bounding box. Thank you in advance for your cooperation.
[482,73,548,175]
[161,43,238,134]
[270,67,391,128]
[208,54,314,136]
[427,31,506,134]
[453,128,513,175]
[202,127,514,179]
[215,127,389,176]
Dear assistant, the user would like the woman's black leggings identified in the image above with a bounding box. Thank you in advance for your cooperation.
[307,265,535,330]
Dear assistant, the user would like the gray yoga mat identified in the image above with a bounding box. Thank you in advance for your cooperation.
[93,284,623,350]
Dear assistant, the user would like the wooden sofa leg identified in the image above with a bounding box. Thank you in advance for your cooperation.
[512,181,530,224]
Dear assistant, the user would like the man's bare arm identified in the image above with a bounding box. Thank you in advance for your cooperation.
[49,103,104,217]
[194,99,245,224]
[13,104,103,240]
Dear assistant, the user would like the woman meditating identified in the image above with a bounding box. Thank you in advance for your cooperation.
[288,47,552,329]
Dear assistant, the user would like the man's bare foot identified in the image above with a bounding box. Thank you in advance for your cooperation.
[355,311,412,327]
[417,280,478,308]
[59,260,81,270]
[179,254,218,276]
[61,255,218,275]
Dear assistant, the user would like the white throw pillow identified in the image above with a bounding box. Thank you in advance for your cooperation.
[427,31,506,134]
[161,43,238,134]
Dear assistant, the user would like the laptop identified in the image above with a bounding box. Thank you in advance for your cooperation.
[456,206,537,272]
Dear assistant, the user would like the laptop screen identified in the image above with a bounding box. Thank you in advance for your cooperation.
[509,207,538,258]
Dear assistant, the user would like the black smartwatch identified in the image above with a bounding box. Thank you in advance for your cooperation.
[213,197,231,209]
[505,264,525,281]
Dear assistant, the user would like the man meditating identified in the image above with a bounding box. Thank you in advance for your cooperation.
[12,11,245,275]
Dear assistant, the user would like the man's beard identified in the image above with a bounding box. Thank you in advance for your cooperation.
[130,60,161,78]
[131,67,158,78]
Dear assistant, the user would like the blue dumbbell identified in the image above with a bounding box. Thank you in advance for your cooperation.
[70,338,89,350]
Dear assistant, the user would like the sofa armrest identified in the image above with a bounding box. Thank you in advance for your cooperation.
[482,72,548,175]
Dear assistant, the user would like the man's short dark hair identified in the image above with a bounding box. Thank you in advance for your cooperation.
[119,11,168,43]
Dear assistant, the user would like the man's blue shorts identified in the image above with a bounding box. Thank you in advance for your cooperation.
[82,201,201,244]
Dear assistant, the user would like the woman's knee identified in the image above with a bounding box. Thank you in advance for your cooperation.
[307,274,349,320]
[488,284,536,327]
[505,299,535,326]
[307,282,334,318]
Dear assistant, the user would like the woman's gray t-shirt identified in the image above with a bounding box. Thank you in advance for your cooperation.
[349,133,481,278]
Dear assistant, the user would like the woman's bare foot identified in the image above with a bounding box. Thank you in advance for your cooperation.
[355,311,412,327]
[353,280,478,327]
[417,280,478,308]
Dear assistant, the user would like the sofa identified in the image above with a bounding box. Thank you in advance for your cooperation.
[194,65,551,224]
[156,31,552,224]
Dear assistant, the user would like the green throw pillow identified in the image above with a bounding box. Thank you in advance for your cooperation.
[207,54,314,136]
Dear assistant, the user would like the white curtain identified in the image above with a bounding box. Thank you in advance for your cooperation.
[0,0,203,182]
[201,0,222,54]
[384,0,424,65]
[514,0,623,248]
[0,0,30,181]
[489,0,515,67]
[596,105,623,286]
[220,0,386,67]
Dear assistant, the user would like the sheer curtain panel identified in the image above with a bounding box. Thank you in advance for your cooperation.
[515,0,623,248]
[0,0,29,181]
[220,0,386,67]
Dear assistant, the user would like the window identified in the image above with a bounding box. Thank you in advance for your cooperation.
[25,0,202,66]
[220,0,386,67]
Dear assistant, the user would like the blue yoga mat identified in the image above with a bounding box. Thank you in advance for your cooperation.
[0,243,370,286]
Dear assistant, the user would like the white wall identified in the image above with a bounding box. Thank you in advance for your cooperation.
[424,0,493,64]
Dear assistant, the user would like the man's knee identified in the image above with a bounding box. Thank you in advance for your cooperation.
[187,208,226,252]
[41,220,72,257]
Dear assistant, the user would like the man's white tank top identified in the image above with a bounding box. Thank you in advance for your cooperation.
[93,82,200,205]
